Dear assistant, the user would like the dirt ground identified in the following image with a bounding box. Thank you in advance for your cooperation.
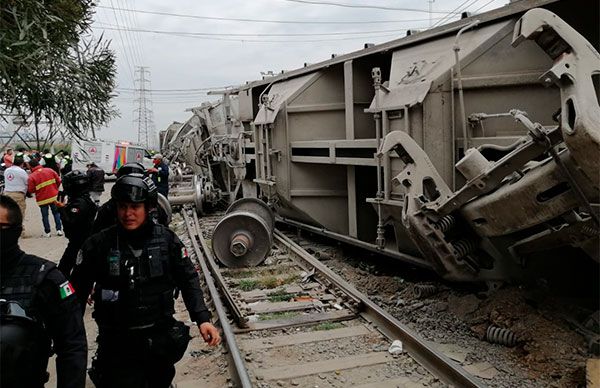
[19,186,221,387]
[321,246,597,388]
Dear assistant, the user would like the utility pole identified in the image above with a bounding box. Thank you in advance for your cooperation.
[133,66,156,149]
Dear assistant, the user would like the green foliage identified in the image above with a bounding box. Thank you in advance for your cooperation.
[258,311,299,321]
[0,0,117,138]
[267,288,295,302]
[238,279,258,291]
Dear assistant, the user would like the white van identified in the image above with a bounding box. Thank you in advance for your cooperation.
[71,140,154,174]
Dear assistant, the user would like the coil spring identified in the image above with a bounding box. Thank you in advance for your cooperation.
[486,326,517,347]
[452,239,478,258]
[435,215,456,233]
[413,284,437,299]
[581,225,600,236]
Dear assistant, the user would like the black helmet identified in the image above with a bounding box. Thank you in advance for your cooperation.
[0,300,51,387]
[111,173,157,205]
[62,170,90,195]
[117,162,145,178]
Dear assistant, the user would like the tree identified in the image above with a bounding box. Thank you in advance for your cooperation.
[0,0,117,147]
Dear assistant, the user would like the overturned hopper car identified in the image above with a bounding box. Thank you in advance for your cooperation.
[163,93,253,212]
[168,0,599,284]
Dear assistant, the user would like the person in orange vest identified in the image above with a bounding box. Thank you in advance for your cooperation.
[27,158,63,237]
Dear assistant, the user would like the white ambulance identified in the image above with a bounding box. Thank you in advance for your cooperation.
[71,140,153,174]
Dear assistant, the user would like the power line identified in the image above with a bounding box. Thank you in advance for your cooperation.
[117,87,233,92]
[95,4,448,24]
[119,0,145,64]
[107,0,136,84]
[279,0,458,13]
[94,26,403,43]
[126,0,147,63]
[473,0,498,13]
[431,0,482,28]
[115,0,143,66]
[93,24,416,37]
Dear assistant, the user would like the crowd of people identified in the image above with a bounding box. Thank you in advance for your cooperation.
[0,149,216,388]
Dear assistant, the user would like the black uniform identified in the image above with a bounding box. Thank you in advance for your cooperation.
[71,221,210,388]
[150,161,169,197]
[58,194,97,277]
[93,197,169,233]
[60,160,73,176]
[0,248,87,388]
[87,165,105,193]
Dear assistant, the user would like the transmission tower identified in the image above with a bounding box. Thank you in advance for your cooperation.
[133,66,156,149]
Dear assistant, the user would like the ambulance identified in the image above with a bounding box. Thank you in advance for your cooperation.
[71,140,154,174]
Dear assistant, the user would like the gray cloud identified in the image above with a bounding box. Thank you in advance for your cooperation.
[93,0,506,146]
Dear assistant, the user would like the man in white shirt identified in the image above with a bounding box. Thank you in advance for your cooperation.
[4,153,29,230]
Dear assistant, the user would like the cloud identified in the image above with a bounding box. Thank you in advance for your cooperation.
[93,0,506,146]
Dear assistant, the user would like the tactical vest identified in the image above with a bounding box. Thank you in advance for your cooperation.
[63,195,97,241]
[93,225,176,330]
[0,254,55,320]
[0,254,53,386]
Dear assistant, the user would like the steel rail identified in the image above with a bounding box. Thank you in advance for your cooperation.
[182,210,252,388]
[274,230,486,388]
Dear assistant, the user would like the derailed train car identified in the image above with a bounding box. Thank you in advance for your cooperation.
[168,0,599,284]
[163,93,252,212]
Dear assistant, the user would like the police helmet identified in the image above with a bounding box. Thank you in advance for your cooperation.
[111,173,157,206]
[116,162,146,178]
[62,170,90,195]
[0,300,50,386]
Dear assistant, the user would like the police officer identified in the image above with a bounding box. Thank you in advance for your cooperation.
[148,153,169,198]
[60,154,73,176]
[71,174,220,388]
[57,170,98,277]
[93,162,169,233]
[0,195,87,388]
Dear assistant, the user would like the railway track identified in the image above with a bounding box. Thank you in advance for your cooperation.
[181,207,485,387]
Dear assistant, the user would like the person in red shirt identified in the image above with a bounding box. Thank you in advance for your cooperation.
[27,158,63,237]
[3,148,14,167]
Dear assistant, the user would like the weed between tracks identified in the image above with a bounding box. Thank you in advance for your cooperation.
[258,311,300,321]
[312,322,344,331]
[238,275,300,291]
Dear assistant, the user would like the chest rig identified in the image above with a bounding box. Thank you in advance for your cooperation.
[94,225,175,330]
[0,254,54,322]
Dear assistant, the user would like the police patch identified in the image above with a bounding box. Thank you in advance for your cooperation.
[70,207,80,213]
[181,247,188,259]
[59,281,75,299]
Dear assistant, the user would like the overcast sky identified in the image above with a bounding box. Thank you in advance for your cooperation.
[91,0,508,147]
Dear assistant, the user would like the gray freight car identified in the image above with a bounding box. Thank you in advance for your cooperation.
[170,0,599,284]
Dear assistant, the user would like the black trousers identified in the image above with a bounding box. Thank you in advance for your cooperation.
[90,330,176,388]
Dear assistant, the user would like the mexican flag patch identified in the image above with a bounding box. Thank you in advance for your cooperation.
[59,281,75,299]
[181,247,188,259]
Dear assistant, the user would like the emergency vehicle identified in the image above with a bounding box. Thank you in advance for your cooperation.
[71,140,153,174]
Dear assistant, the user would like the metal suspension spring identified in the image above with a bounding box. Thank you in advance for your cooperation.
[435,215,457,233]
[486,326,517,347]
[452,239,478,258]
[413,284,438,299]
[581,225,600,236]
